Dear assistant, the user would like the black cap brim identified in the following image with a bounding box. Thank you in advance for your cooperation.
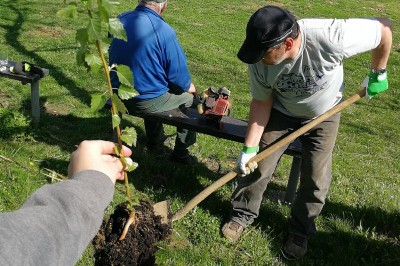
[237,39,264,64]
[237,38,264,64]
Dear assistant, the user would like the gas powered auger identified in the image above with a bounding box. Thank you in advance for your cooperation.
[197,86,232,123]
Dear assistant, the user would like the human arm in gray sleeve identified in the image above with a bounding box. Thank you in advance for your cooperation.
[0,170,113,266]
[0,140,132,266]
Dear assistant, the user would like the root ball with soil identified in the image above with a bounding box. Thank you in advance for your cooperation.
[93,200,171,266]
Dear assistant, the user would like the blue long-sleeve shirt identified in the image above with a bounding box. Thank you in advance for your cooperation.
[109,5,192,100]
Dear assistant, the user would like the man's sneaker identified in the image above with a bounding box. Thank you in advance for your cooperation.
[169,152,198,165]
[221,220,244,242]
[281,234,308,260]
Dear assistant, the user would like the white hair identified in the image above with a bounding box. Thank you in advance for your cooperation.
[138,0,167,13]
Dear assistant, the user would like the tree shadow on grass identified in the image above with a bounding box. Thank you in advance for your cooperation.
[127,137,226,210]
[111,113,234,211]
[252,183,400,265]
[0,92,223,213]
[323,201,400,237]
[36,111,114,152]
[0,109,32,140]
[0,1,92,105]
[26,98,225,212]
[306,230,400,266]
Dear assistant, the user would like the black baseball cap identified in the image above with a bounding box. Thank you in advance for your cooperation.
[237,5,296,64]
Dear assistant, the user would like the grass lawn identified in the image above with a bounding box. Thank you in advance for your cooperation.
[0,0,399,265]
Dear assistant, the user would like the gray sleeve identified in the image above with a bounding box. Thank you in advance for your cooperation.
[341,18,381,58]
[0,170,115,266]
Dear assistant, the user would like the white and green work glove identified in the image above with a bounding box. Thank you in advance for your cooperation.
[362,69,388,99]
[237,145,259,176]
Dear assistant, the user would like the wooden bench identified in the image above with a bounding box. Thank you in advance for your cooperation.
[0,60,49,127]
[141,107,301,204]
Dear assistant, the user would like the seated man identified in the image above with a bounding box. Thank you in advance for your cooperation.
[109,0,198,165]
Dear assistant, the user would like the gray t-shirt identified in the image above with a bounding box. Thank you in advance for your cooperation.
[249,18,381,118]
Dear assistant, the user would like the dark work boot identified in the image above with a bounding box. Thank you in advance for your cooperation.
[281,233,308,260]
[146,134,170,158]
[169,150,198,165]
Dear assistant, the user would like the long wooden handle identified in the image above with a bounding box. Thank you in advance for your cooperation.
[172,88,366,221]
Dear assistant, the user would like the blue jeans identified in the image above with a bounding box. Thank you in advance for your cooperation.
[230,108,341,238]
[128,91,197,156]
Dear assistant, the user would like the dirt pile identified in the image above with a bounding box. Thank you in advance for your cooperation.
[93,200,172,266]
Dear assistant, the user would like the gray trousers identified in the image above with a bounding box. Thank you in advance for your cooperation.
[128,91,197,156]
[231,108,341,238]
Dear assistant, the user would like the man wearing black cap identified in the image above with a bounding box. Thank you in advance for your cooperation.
[221,5,392,259]
[109,0,198,164]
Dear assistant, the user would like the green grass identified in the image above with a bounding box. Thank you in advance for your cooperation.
[1,0,399,265]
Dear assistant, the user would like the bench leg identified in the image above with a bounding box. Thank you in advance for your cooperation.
[284,156,301,205]
[30,80,40,127]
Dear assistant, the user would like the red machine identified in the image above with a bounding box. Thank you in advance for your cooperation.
[197,86,231,123]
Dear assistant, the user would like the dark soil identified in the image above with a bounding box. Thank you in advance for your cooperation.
[93,199,172,266]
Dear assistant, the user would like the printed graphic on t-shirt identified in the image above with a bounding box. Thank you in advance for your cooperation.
[275,66,325,96]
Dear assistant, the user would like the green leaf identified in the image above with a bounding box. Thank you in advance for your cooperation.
[101,0,120,14]
[98,0,120,21]
[76,46,87,67]
[111,94,128,115]
[76,28,89,48]
[56,5,78,19]
[98,4,110,21]
[91,92,107,112]
[85,54,102,72]
[116,65,133,87]
[102,36,113,45]
[109,18,127,41]
[100,38,110,54]
[121,127,137,146]
[118,84,137,100]
[112,114,121,129]
[75,29,89,67]
[125,160,138,172]
[87,18,102,42]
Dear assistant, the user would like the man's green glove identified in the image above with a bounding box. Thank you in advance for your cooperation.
[362,70,388,99]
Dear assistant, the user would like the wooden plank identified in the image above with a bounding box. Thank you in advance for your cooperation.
[139,106,302,204]
[142,107,302,157]
[143,107,247,143]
